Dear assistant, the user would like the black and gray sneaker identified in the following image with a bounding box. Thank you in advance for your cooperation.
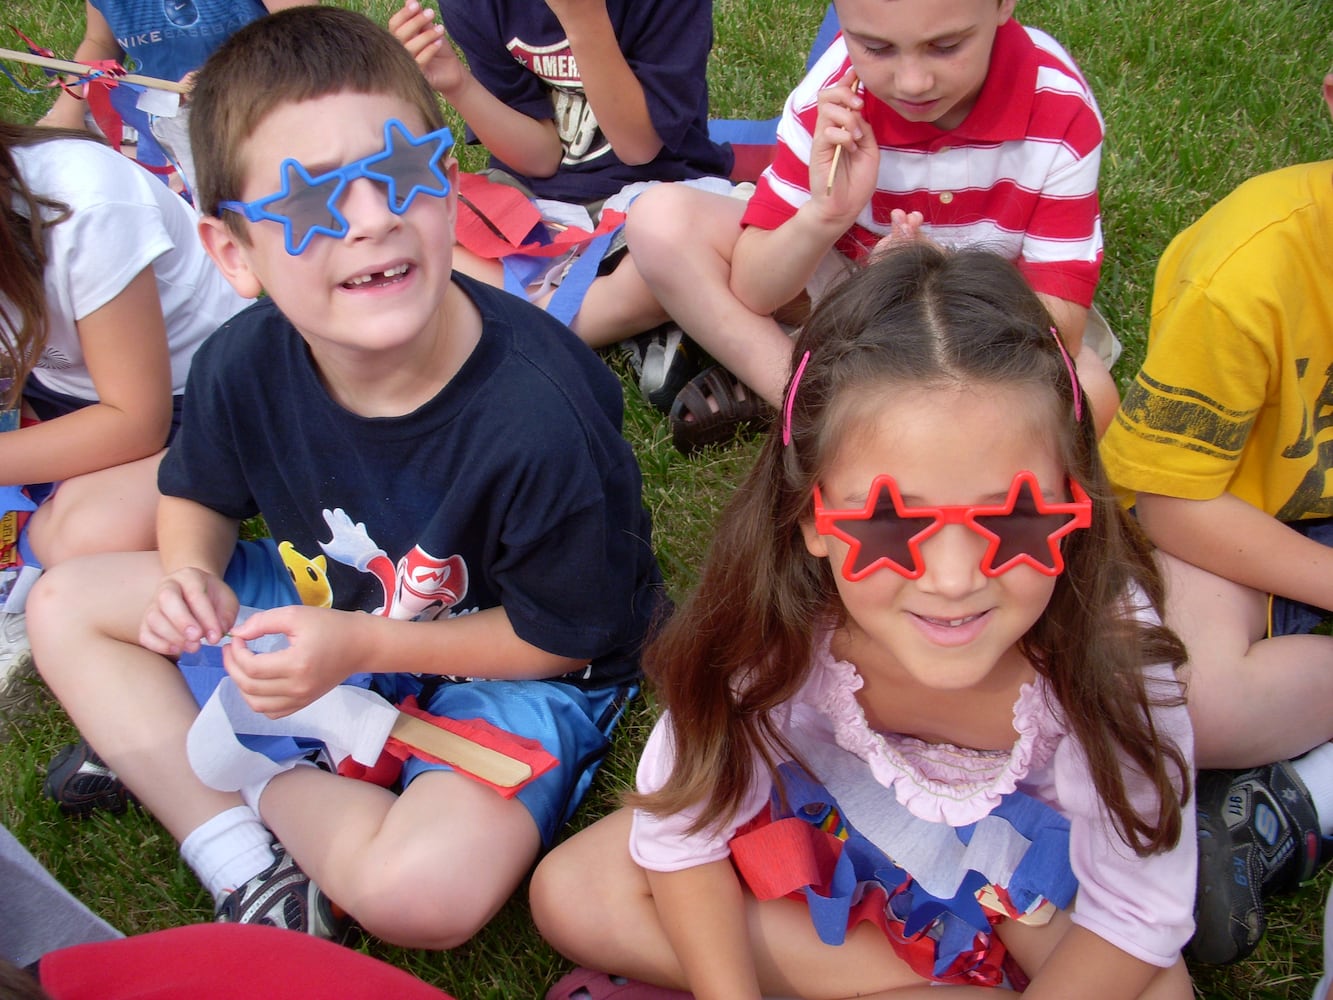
[44,739,136,817]
[216,842,348,940]
[1188,760,1328,965]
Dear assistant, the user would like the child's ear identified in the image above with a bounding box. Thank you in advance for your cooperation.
[997,0,1017,24]
[198,216,264,300]
[800,517,830,560]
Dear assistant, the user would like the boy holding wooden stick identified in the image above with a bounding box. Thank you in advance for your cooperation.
[27,6,662,949]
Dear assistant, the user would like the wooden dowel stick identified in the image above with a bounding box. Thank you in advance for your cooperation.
[824,69,860,196]
[0,47,189,94]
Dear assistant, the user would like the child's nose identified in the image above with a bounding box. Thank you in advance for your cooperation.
[339,177,399,239]
[915,524,986,597]
[895,57,933,97]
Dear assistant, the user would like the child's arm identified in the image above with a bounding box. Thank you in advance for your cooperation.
[1137,489,1333,612]
[730,68,878,315]
[0,267,172,486]
[1036,293,1089,357]
[1019,924,1189,1000]
[389,2,563,178]
[543,0,662,166]
[38,2,121,130]
[645,862,763,1000]
[224,604,584,719]
[140,494,242,657]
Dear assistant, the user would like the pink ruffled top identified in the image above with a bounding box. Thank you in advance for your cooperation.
[803,633,1066,827]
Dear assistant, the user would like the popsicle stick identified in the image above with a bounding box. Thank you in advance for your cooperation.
[389,711,533,788]
[824,69,860,196]
[0,47,189,93]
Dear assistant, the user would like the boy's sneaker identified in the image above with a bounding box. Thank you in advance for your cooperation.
[216,842,348,940]
[620,324,701,413]
[44,739,137,817]
[0,611,37,720]
[1188,760,1327,965]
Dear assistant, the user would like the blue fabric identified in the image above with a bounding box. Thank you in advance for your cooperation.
[88,0,268,82]
[382,674,637,845]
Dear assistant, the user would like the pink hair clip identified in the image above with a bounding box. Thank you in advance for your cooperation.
[783,350,811,446]
[1050,327,1083,422]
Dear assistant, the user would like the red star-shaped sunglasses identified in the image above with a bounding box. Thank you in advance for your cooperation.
[812,470,1092,582]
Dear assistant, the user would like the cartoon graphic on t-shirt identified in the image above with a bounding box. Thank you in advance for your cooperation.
[505,37,609,165]
[277,541,333,608]
[316,507,469,621]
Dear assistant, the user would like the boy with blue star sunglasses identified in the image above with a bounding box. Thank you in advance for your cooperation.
[29,4,664,953]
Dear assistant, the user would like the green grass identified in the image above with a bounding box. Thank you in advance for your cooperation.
[2,1,1332,997]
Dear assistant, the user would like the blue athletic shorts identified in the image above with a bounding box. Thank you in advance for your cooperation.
[1270,518,1333,637]
[221,538,637,846]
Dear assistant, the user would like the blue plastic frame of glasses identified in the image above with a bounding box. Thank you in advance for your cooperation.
[216,118,454,256]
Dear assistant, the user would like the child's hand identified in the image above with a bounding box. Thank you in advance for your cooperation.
[140,567,238,657]
[812,68,878,220]
[223,605,367,719]
[868,209,928,261]
[389,1,466,97]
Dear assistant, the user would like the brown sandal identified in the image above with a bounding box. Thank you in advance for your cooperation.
[668,365,771,455]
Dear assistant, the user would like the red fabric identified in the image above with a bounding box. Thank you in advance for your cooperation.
[454,173,625,260]
[40,923,456,1000]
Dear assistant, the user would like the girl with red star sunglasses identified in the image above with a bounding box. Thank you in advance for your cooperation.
[532,243,1196,999]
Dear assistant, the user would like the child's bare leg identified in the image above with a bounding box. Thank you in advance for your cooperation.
[535,256,669,349]
[25,451,166,566]
[27,552,245,839]
[256,766,540,949]
[532,809,954,999]
[626,185,794,408]
[1158,551,1333,766]
[450,244,505,287]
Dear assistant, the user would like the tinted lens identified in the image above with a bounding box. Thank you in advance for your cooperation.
[972,484,1080,573]
[837,488,935,577]
[265,167,347,248]
[367,132,450,213]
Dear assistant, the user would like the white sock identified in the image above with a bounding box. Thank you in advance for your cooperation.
[1290,742,1333,836]
[179,805,276,903]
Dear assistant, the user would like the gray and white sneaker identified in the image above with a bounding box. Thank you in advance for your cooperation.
[0,611,37,722]
[216,841,348,940]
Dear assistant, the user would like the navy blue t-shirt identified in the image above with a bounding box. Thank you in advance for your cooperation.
[159,275,663,688]
[441,0,733,203]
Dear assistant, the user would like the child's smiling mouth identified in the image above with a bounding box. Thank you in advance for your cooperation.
[342,263,411,289]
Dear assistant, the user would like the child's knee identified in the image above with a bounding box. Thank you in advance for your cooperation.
[342,856,505,950]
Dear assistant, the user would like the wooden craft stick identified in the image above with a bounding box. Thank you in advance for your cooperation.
[0,47,189,94]
[825,69,860,196]
[390,711,533,788]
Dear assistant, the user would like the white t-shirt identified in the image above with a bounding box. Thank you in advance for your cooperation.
[6,139,249,400]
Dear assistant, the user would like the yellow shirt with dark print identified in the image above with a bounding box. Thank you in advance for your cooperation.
[1101,161,1333,521]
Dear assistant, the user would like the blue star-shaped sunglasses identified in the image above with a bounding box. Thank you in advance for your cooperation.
[216,119,454,256]
[812,471,1092,582]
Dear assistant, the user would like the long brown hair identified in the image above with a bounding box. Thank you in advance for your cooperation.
[0,119,99,407]
[636,243,1190,856]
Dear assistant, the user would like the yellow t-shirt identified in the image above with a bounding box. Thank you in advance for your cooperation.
[1101,161,1333,520]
